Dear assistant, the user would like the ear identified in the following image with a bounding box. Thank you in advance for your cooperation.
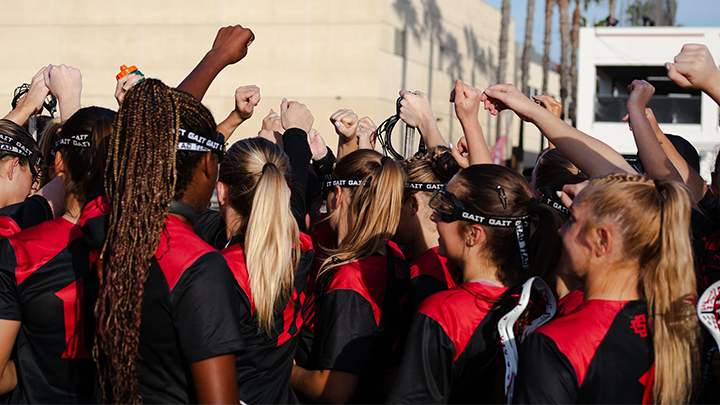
[54,151,66,178]
[466,223,486,247]
[200,152,216,180]
[407,194,420,217]
[5,157,20,181]
[216,181,228,207]
[330,185,344,210]
[594,225,612,257]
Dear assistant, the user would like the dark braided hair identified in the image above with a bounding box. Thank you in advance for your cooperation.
[94,79,217,404]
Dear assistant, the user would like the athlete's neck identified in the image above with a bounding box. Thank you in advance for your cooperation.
[582,263,641,301]
[62,196,82,224]
[411,227,437,261]
[461,253,504,287]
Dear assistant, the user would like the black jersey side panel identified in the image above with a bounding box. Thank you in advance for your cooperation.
[513,333,579,404]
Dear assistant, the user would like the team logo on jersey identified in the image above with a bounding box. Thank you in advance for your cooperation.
[630,314,648,337]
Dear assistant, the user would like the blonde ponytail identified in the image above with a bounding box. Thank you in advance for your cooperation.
[582,174,700,404]
[319,150,405,279]
[644,179,700,405]
[219,138,300,335]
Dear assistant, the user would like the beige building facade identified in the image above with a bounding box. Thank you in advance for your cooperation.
[0,0,555,162]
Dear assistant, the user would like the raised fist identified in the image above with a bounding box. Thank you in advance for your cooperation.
[450,79,482,124]
[210,25,255,66]
[281,99,314,133]
[329,109,359,141]
[234,85,261,121]
[666,44,720,91]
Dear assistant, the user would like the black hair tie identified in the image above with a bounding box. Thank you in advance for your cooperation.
[262,162,275,173]
[653,178,666,202]
[527,198,542,214]
[381,156,392,165]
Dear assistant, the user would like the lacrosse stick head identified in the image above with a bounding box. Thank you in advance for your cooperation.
[698,280,720,349]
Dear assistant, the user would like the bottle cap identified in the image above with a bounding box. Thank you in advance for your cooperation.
[116,65,139,80]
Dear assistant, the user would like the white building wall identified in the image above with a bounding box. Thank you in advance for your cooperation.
[577,27,720,178]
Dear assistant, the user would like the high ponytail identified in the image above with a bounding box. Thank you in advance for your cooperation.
[319,150,405,278]
[219,137,300,336]
[645,180,700,404]
[581,174,700,404]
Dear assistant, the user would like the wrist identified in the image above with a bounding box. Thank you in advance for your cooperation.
[226,110,244,127]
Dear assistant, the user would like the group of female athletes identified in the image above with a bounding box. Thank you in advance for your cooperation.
[0,24,719,404]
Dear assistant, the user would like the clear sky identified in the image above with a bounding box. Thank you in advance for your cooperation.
[481,0,720,62]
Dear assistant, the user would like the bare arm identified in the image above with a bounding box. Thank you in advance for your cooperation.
[291,364,359,404]
[177,25,255,101]
[189,354,238,404]
[450,79,491,164]
[482,84,634,177]
[3,67,49,126]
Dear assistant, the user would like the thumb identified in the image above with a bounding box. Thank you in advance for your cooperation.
[449,143,469,169]
[280,98,289,114]
[665,63,692,87]
[452,79,464,103]
[621,113,629,122]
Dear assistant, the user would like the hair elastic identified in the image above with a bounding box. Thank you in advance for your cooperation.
[262,162,275,173]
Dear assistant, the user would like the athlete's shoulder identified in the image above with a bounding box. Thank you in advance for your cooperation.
[536,299,628,341]
[417,282,505,324]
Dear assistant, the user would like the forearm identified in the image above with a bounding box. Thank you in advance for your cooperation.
[630,109,683,183]
[703,77,720,106]
[417,120,446,149]
[177,50,228,101]
[0,360,16,395]
[3,104,34,127]
[57,96,81,123]
[291,365,357,404]
[283,128,312,233]
[653,127,707,202]
[217,110,243,142]
[529,107,634,176]
[336,138,357,162]
[460,119,492,165]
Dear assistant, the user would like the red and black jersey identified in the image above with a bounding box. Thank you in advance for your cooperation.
[512,299,653,404]
[408,246,459,311]
[556,289,584,318]
[222,233,315,404]
[388,282,508,404]
[79,198,246,403]
[304,242,410,403]
[0,217,99,403]
[0,195,53,237]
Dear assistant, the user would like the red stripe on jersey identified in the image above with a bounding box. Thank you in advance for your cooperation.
[55,278,90,359]
[299,232,313,252]
[10,217,83,285]
[325,256,388,326]
[223,243,254,312]
[409,246,458,288]
[535,299,628,387]
[78,196,109,227]
[0,216,21,237]
[639,363,655,405]
[417,282,507,360]
[154,215,218,291]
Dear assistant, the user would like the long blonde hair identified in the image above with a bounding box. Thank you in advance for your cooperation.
[319,149,405,279]
[580,174,700,404]
[218,137,300,335]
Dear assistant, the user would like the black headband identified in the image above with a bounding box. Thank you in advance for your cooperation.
[537,186,570,216]
[177,128,224,155]
[405,182,444,192]
[324,178,371,189]
[0,133,34,158]
[54,133,92,150]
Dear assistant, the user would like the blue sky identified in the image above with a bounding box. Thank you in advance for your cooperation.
[481,0,720,62]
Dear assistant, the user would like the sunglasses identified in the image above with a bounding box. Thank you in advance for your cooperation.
[429,186,530,228]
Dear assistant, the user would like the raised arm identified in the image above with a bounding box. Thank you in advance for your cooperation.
[398,90,447,148]
[330,109,359,161]
[450,79,492,165]
[43,65,82,123]
[177,25,254,101]
[666,44,720,106]
[625,80,684,184]
[3,66,49,126]
[482,84,634,177]
[218,85,261,142]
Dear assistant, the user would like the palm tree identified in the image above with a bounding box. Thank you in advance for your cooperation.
[558,0,570,119]
[569,0,582,125]
[608,0,617,25]
[520,0,536,96]
[542,0,554,94]
[496,0,511,142]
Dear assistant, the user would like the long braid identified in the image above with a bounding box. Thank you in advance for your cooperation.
[94,79,181,404]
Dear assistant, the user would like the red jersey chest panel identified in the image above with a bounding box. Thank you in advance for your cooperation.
[154,215,217,291]
[0,216,20,238]
[418,282,507,360]
[11,217,83,285]
[409,246,458,287]
[326,257,388,325]
[78,195,109,227]
[537,300,653,390]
